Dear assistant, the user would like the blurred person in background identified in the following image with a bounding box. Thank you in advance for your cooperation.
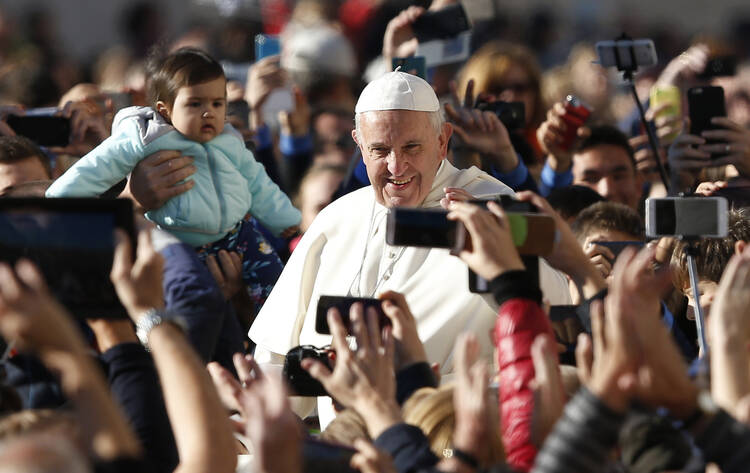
[456,41,547,176]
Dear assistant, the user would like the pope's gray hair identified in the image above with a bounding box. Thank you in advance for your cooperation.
[353,110,444,143]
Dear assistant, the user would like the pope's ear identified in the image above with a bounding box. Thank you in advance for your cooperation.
[438,122,453,152]
[351,129,360,146]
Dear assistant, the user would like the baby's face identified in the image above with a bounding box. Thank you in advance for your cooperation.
[168,77,226,143]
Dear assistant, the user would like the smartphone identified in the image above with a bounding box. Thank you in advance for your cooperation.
[649,85,681,141]
[468,195,537,213]
[466,197,554,255]
[560,95,591,151]
[589,240,645,262]
[386,208,465,250]
[302,438,357,473]
[0,198,135,318]
[698,56,737,79]
[315,295,390,335]
[476,101,526,131]
[412,4,471,43]
[688,86,727,153]
[255,34,281,61]
[645,196,728,238]
[595,39,658,70]
[392,56,427,80]
[6,114,70,147]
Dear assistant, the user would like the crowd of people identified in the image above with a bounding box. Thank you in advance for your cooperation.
[2,0,750,472]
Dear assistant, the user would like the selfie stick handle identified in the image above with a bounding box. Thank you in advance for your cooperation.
[685,243,708,357]
[612,33,671,194]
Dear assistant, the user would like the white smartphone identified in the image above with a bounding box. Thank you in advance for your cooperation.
[645,197,729,238]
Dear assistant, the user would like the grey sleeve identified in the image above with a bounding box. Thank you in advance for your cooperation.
[532,387,625,473]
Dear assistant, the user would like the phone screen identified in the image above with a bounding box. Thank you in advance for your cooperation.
[0,198,135,318]
[315,296,390,334]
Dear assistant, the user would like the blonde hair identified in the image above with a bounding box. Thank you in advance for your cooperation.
[456,41,544,126]
[320,409,371,446]
[401,385,505,465]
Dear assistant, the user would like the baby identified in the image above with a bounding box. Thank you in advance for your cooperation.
[47,48,301,307]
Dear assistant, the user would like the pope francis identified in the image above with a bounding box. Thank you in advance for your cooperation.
[249,71,570,418]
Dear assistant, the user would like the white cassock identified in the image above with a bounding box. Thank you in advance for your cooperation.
[249,160,571,420]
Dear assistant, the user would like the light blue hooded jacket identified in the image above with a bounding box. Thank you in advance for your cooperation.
[46,106,301,247]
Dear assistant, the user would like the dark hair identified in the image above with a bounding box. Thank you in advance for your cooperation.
[573,124,636,170]
[0,136,52,179]
[571,201,644,242]
[672,207,750,289]
[547,185,606,221]
[147,47,225,108]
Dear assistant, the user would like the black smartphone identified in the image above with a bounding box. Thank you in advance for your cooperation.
[302,438,358,473]
[412,4,470,43]
[6,115,71,147]
[589,240,644,263]
[476,101,526,131]
[315,295,390,334]
[469,195,537,213]
[688,86,727,153]
[0,198,136,318]
[392,56,427,80]
[386,208,465,250]
[698,56,738,79]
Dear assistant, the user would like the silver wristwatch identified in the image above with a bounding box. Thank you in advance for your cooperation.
[135,308,168,350]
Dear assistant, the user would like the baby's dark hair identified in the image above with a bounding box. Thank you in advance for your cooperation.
[147,47,225,108]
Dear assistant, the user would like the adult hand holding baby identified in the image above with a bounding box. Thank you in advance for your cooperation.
[123,150,196,211]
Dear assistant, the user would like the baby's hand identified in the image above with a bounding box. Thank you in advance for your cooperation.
[281,225,300,239]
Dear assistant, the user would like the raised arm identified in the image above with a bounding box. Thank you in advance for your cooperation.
[0,259,142,463]
[110,228,237,473]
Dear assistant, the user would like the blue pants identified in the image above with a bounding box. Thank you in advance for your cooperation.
[196,216,284,310]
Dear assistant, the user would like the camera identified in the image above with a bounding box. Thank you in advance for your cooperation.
[645,196,728,239]
[476,100,525,131]
[283,345,331,397]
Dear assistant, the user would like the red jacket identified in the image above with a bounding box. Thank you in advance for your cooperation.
[495,298,556,472]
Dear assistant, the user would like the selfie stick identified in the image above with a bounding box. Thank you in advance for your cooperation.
[683,240,709,357]
[611,33,671,194]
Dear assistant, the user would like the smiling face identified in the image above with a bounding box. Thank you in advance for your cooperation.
[158,76,226,143]
[572,144,642,210]
[353,110,451,208]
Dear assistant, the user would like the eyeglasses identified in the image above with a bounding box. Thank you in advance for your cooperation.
[493,82,533,94]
